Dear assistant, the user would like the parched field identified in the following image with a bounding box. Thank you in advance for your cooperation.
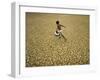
[26,12,89,67]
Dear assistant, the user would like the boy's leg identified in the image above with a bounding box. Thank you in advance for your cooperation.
[58,30,62,38]
[60,32,67,41]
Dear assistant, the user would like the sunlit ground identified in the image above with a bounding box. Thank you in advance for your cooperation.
[26,13,89,67]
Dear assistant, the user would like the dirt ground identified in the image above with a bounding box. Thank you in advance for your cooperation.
[25,12,89,67]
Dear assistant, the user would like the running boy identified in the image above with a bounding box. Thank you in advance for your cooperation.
[55,20,65,36]
[54,20,67,41]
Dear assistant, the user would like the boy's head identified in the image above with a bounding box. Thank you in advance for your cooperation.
[56,20,59,24]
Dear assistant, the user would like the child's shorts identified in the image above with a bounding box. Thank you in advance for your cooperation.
[58,30,62,32]
[54,32,59,36]
[54,30,63,36]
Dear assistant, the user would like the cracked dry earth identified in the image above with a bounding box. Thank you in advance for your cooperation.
[26,13,89,67]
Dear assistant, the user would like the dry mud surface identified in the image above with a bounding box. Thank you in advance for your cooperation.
[26,13,89,67]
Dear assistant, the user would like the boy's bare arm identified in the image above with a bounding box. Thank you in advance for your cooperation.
[60,24,66,28]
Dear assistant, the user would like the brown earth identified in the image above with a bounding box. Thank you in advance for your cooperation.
[25,12,89,67]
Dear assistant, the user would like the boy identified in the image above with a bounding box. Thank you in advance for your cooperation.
[54,20,67,41]
[54,20,65,36]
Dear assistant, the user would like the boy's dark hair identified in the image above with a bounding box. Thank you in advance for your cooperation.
[56,20,59,24]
